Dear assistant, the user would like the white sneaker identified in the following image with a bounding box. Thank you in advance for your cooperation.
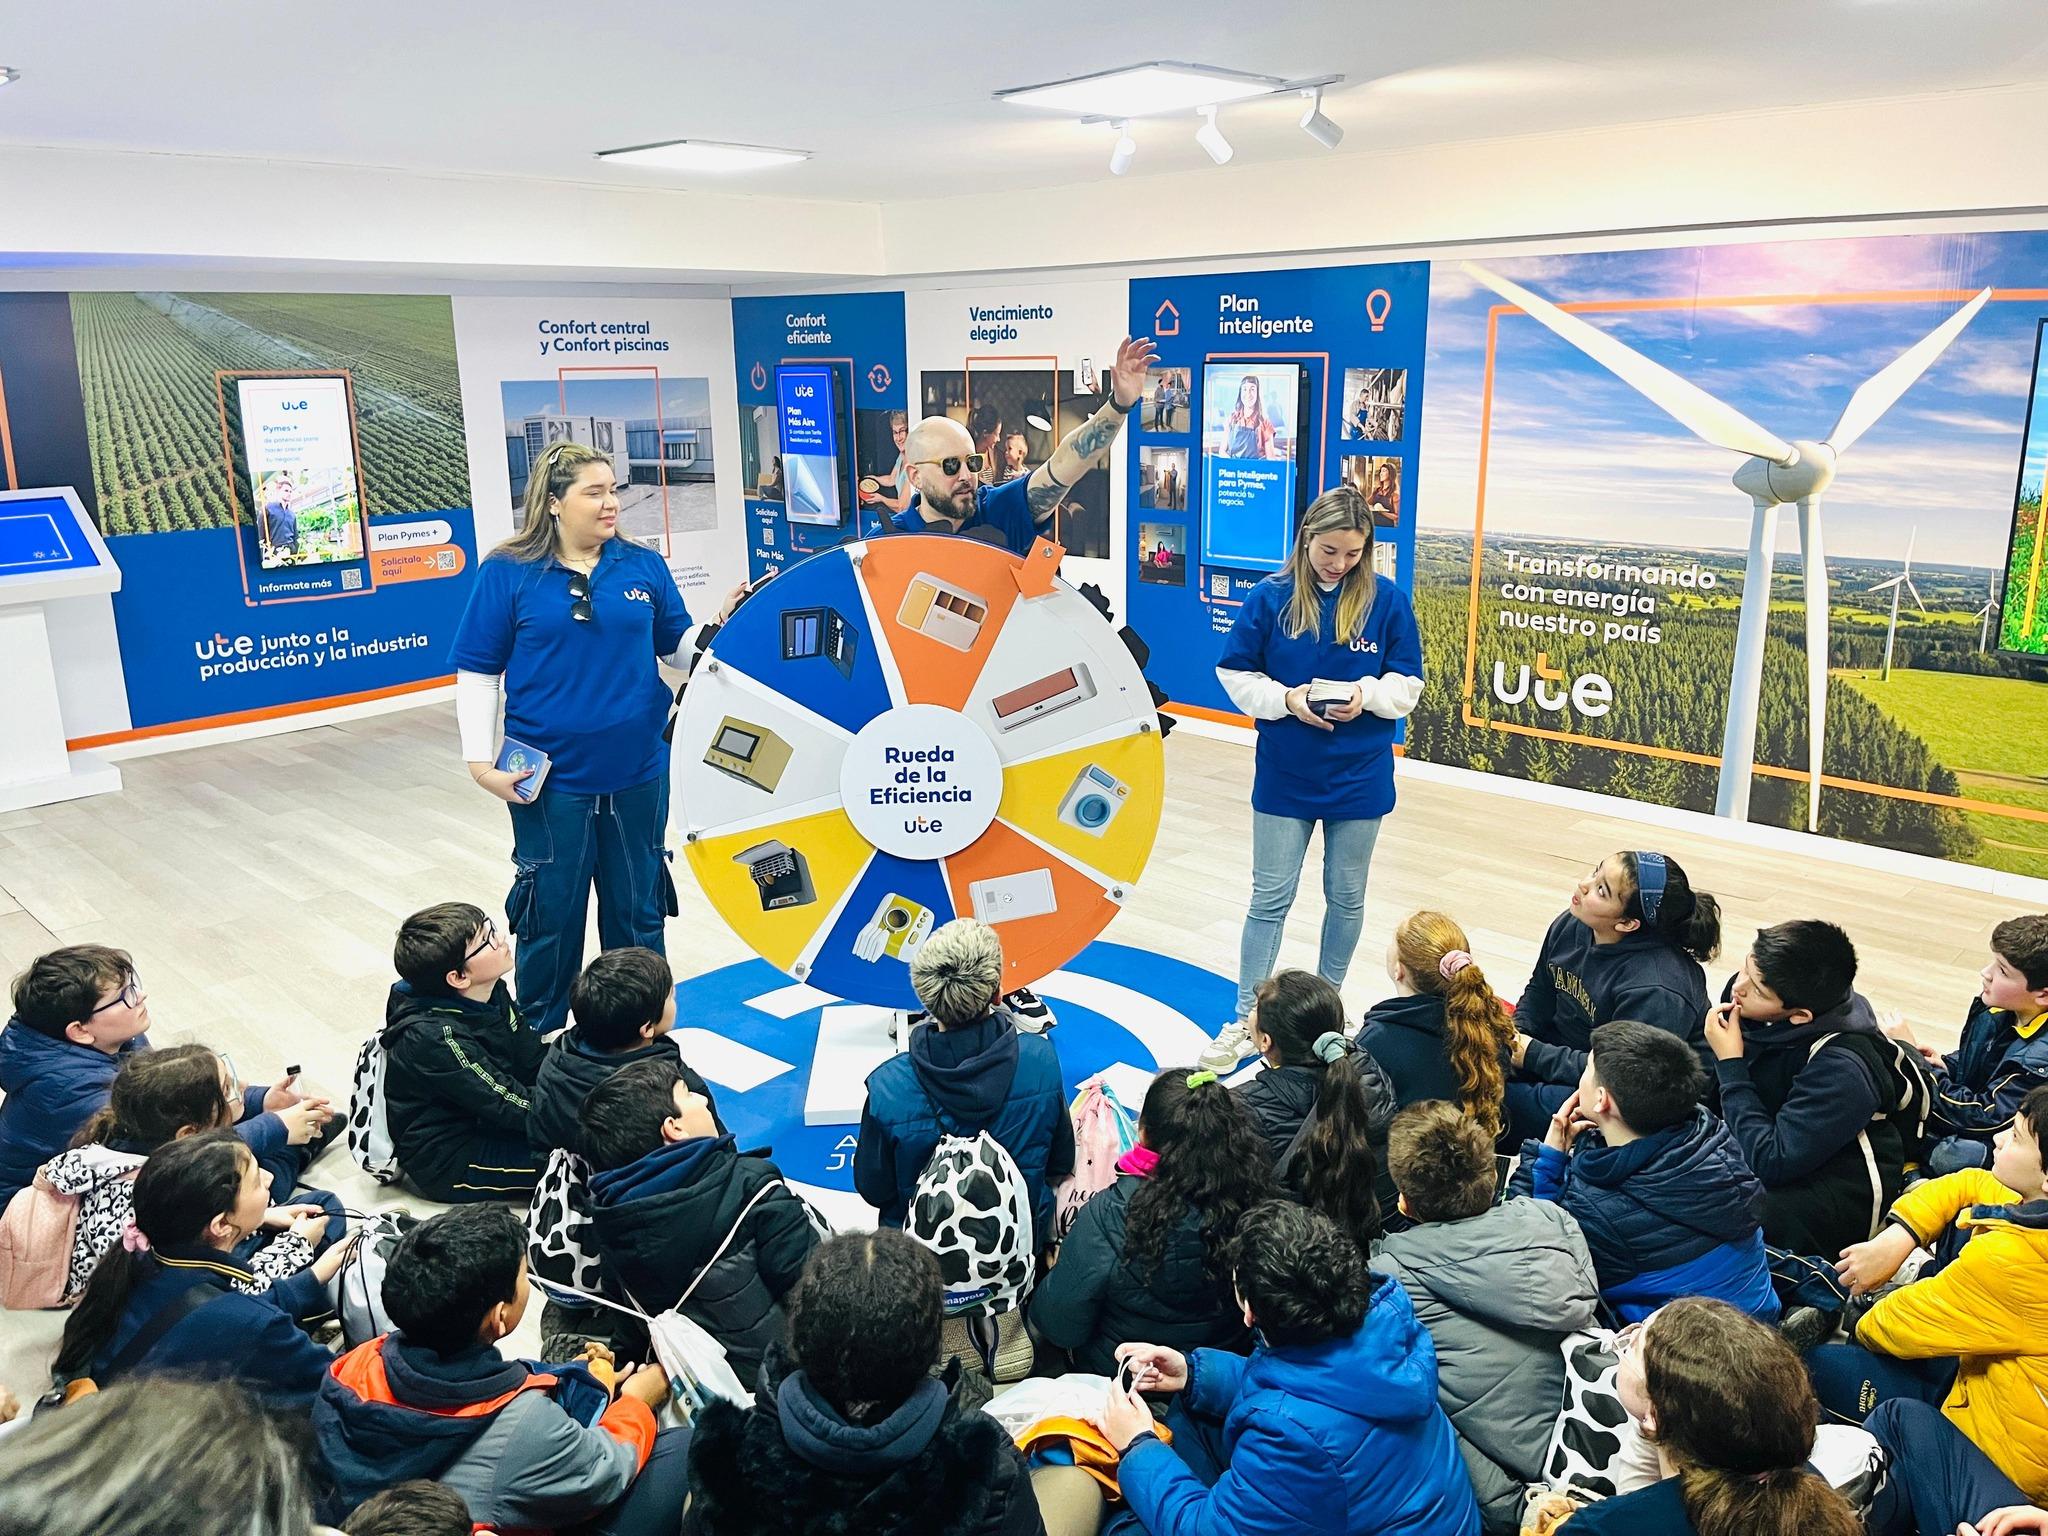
[1197,1020,1259,1074]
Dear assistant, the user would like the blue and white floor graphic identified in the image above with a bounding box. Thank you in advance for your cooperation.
[668,941,1234,1227]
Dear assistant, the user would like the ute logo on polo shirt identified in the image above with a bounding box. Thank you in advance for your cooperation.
[622,587,653,604]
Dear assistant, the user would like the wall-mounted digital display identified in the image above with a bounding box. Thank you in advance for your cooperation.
[775,363,850,528]
[235,374,368,571]
[1200,361,1309,571]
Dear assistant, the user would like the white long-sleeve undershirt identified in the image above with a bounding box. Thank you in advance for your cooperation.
[1215,667,1423,722]
[456,624,705,765]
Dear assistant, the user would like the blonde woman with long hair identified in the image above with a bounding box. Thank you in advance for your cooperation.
[1364,912,1516,1139]
[448,441,749,1032]
[1200,486,1424,1071]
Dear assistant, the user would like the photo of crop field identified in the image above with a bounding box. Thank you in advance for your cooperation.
[1414,231,2048,880]
[71,292,469,534]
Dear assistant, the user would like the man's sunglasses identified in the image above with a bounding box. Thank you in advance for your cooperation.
[908,453,986,478]
[567,571,594,623]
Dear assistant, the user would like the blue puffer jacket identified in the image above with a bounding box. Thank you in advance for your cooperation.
[1509,1107,1779,1323]
[0,1019,150,1205]
[1119,1274,1482,1536]
[854,1010,1072,1251]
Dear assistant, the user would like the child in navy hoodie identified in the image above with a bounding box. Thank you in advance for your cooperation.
[529,946,721,1158]
[1510,1019,1778,1322]
[1362,910,1516,1139]
[1508,851,1722,1143]
[1706,920,1919,1266]
[0,945,332,1210]
[1890,913,2048,1175]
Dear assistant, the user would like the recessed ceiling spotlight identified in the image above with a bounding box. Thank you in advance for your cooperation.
[1194,105,1233,166]
[1109,121,1137,176]
[997,61,1283,117]
[595,138,810,173]
[1298,87,1342,149]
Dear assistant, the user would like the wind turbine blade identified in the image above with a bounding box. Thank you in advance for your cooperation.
[1907,579,1926,616]
[1826,288,1993,454]
[1461,262,1797,464]
[1869,575,1905,593]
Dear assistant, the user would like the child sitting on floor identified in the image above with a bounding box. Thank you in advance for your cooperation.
[1509,1019,1778,1322]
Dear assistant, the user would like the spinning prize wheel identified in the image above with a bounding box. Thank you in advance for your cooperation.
[675,535,1165,1011]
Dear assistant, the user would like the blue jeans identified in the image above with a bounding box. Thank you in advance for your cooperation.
[508,774,676,1034]
[1237,811,1382,1018]
[1928,1135,1992,1175]
[1863,1399,2027,1536]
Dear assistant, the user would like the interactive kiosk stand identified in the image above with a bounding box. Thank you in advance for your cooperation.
[0,487,123,812]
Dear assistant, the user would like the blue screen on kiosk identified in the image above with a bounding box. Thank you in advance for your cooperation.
[776,364,844,527]
[1200,361,1301,571]
[0,493,102,575]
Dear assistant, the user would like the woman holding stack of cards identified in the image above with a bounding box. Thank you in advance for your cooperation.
[449,441,748,1033]
[1198,486,1424,1074]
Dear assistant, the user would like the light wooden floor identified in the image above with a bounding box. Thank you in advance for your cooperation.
[0,702,2023,1391]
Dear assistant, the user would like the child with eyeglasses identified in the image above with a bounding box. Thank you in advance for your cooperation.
[377,902,545,1202]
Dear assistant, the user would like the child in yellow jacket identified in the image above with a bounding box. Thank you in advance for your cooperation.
[1808,1083,2048,1502]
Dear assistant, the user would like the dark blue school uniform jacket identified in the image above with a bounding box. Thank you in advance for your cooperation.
[1929,996,2048,1142]
[1515,914,1714,1090]
[92,1242,335,1411]
[1215,574,1424,822]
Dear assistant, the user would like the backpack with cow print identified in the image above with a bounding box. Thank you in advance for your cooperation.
[905,1128,1034,1319]
[346,1033,402,1185]
[526,1146,610,1303]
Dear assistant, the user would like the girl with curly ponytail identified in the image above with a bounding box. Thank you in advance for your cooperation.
[1363,911,1515,1140]
[1030,1068,1275,1373]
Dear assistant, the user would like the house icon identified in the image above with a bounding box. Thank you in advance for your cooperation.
[1153,299,1180,338]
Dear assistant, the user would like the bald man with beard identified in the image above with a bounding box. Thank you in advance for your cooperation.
[892,335,1155,554]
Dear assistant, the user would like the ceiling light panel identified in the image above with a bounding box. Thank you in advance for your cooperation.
[997,62,1283,117]
[596,139,810,173]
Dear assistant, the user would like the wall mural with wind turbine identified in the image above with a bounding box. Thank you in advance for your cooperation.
[1408,232,2048,881]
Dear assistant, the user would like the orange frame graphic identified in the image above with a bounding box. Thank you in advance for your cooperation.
[557,364,669,555]
[215,368,378,608]
[1463,285,2048,825]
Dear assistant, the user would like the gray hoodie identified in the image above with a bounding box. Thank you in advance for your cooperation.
[1372,1197,1599,1534]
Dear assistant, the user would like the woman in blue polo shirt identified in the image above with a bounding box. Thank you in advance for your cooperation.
[451,441,745,1033]
[1199,486,1424,1073]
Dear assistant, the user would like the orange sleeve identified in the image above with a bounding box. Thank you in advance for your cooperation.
[597,1395,658,1469]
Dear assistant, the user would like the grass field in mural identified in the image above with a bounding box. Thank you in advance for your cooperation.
[1408,533,2048,879]
[71,292,469,534]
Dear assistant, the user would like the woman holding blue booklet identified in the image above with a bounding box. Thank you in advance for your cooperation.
[449,441,746,1032]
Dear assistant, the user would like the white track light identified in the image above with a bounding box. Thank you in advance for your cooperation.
[1298,87,1342,149]
[1109,121,1136,176]
[1194,105,1232,165]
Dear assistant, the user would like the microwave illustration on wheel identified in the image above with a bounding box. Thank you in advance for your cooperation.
[897,573,988,652]
[703,717,792,793]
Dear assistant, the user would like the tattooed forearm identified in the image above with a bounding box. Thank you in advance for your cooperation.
[1043,399,1126,492]
[1027,472,1066,518]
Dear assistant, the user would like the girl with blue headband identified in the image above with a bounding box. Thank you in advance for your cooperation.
[1505,850,1723,1144]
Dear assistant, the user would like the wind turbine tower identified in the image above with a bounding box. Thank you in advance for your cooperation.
[1462,264,1990,833]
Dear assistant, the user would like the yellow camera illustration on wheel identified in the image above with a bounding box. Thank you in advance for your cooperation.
[853,893,934,963]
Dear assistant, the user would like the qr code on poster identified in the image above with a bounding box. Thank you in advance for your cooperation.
[435,550,456,571]
[1209,572,1230,599]
[341,568,363,591]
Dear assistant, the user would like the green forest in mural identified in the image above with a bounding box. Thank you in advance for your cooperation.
[1406,533,2048,878]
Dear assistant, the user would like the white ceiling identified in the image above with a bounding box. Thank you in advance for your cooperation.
[6,0,2047,206]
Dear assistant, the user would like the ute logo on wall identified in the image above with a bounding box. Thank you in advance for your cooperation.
[1411,233,2048,882]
